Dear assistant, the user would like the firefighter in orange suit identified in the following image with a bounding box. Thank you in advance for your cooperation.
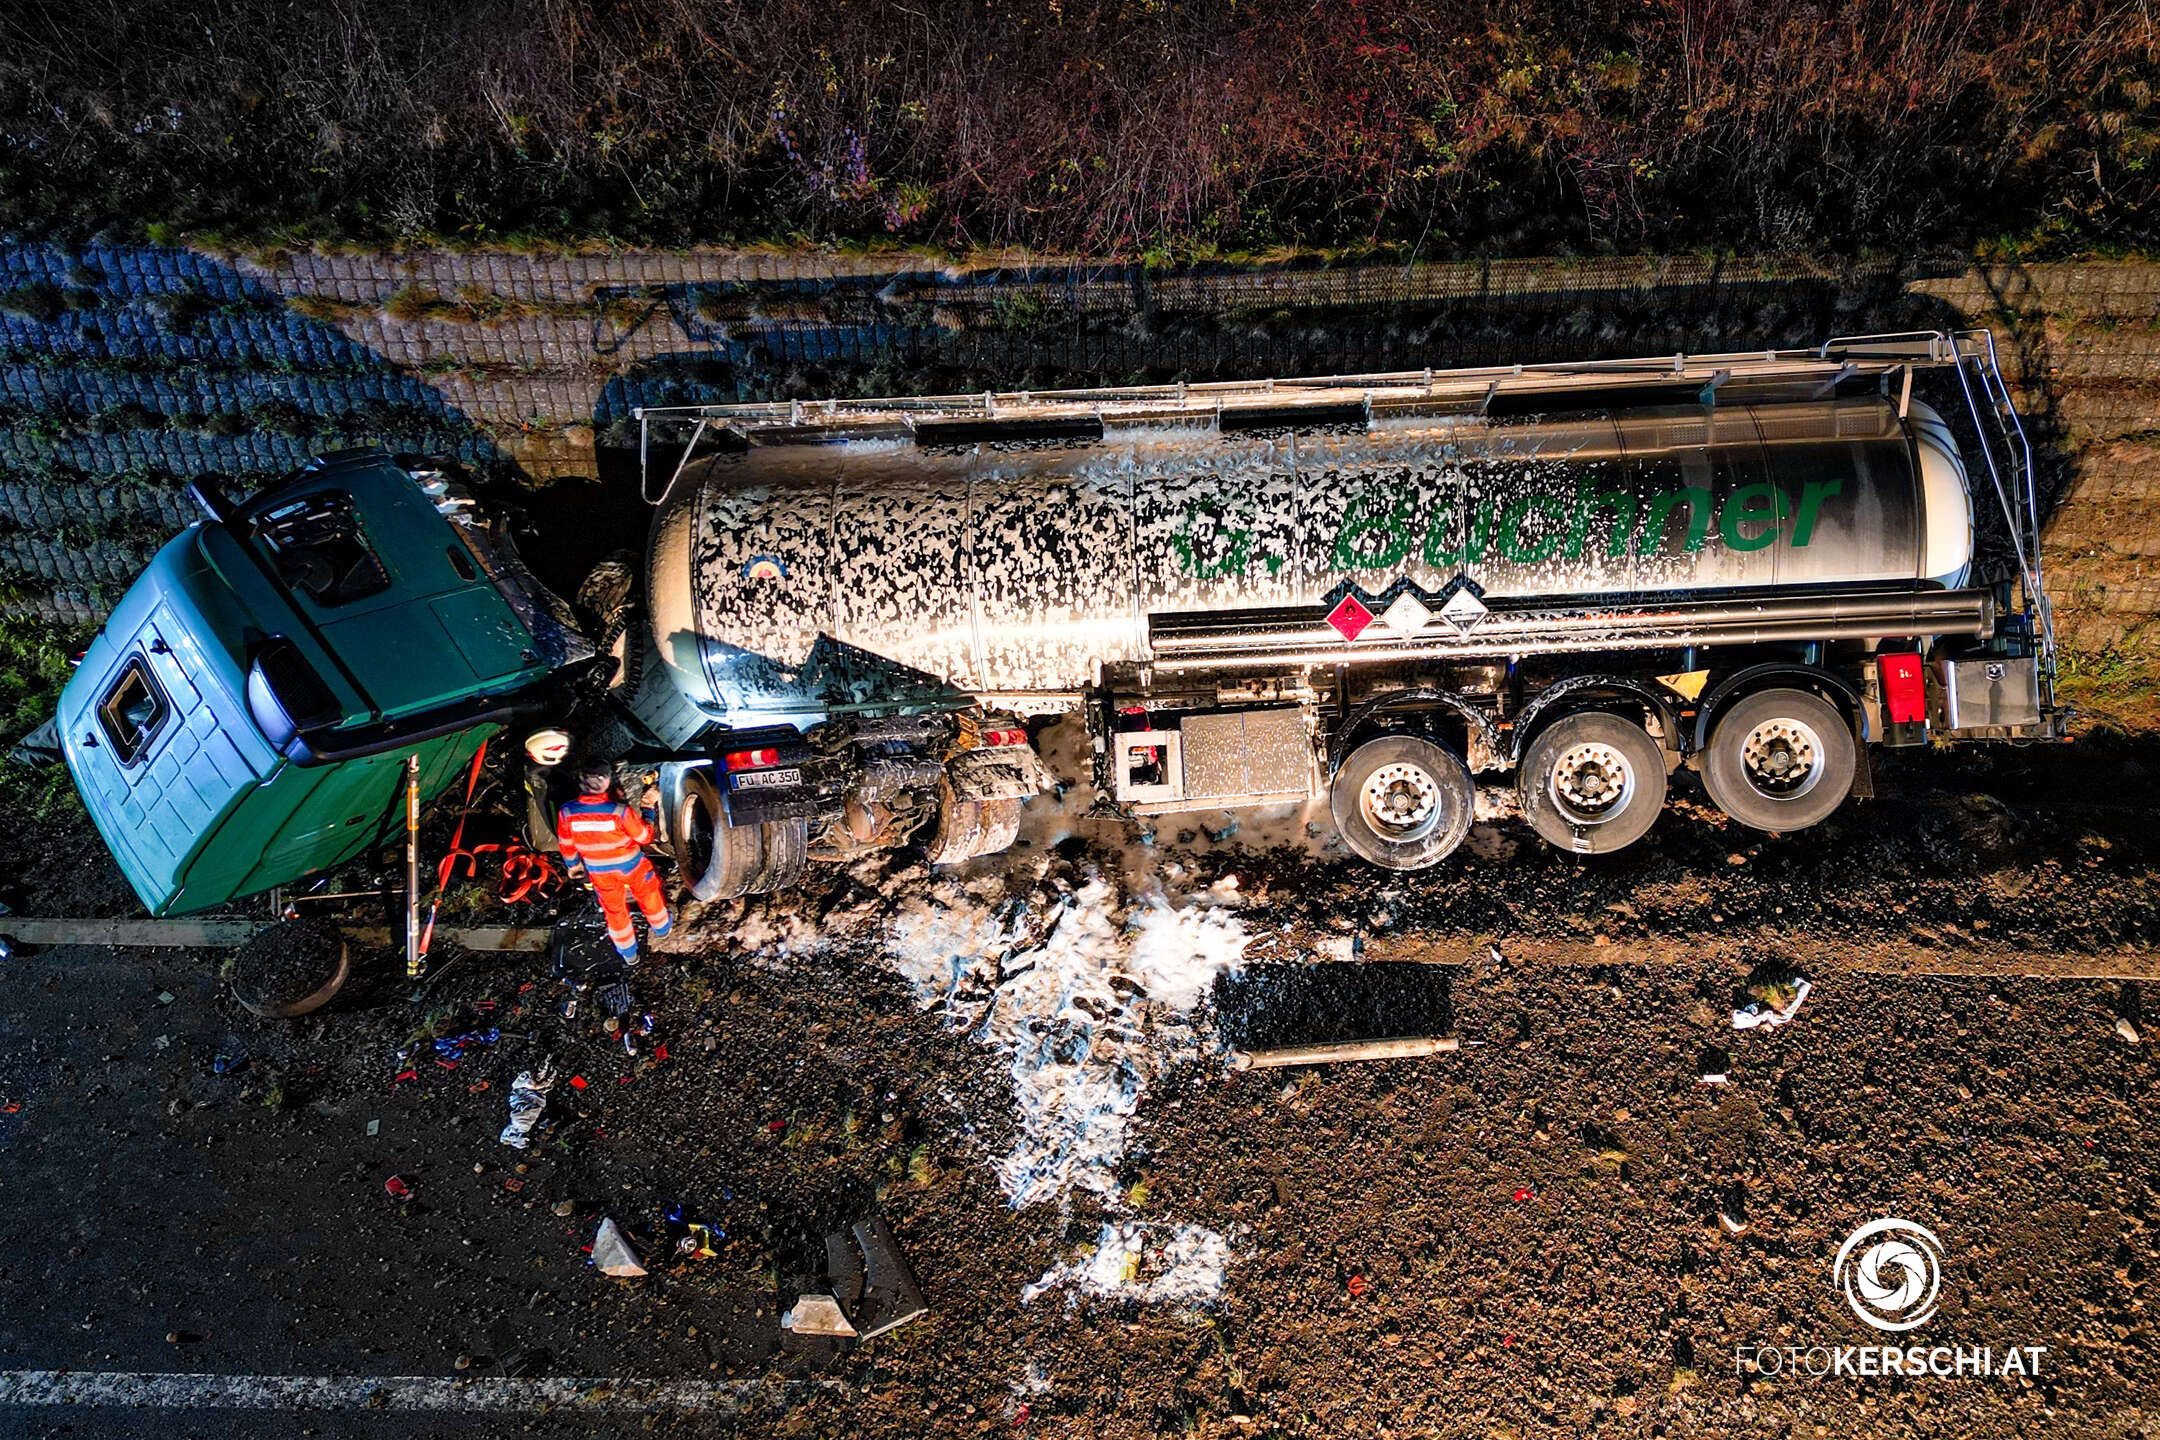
[557,761,672,964]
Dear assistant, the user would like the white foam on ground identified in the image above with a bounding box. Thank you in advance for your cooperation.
[887,871,1247,1210]
[1021,1221,1232,1306]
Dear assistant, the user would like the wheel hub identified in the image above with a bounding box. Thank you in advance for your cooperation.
[1361,761,1442,838]
[1550,741,1633,818]
[1740,718,1823,797]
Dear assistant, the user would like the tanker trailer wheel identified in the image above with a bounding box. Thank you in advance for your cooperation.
[1517,712,1667,855]
[1700,687,1856,833]
[1329,735,1475,870]
[672,771,765,901]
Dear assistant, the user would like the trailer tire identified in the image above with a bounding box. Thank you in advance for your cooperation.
[1329,735,1475,870]
[1701,687,1856,833]
[1518,712,1667,854]
[673,771,766,901]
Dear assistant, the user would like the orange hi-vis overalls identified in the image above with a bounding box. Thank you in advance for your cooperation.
[557,792,672,960]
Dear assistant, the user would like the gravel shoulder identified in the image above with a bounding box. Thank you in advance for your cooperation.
[0,728,2155,1438]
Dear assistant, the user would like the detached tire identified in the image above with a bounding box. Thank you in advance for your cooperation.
[926,779,989,867]
[1700,687,1856,833]
[1518,711,1667,855]
[1329,735,1475,870]
[231,919,349,1019]
[673,770,765,901]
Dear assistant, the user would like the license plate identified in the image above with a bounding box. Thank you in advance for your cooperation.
[730,767,802,791]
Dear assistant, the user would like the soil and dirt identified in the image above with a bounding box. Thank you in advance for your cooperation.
[228,917,348,1017]
[1,709,2158,1437]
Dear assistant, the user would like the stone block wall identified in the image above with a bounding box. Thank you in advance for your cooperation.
[1,244,2151,652]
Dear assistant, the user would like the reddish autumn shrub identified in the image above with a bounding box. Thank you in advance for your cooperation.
[0,0,2151,254]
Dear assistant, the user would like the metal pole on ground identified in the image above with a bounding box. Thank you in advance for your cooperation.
[1229,1035,1462,1071]
[404,754,423,979]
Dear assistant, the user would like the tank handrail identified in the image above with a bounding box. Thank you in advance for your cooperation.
[632,336,1984,443]
[633,337,1968,505]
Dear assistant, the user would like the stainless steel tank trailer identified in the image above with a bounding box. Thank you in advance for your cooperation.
[612,330,2060,896]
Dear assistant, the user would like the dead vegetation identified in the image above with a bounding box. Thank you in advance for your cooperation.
[0,1,2153,256]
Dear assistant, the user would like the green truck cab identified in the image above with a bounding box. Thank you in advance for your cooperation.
[58,451,586,915]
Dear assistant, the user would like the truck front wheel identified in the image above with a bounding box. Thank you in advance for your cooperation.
[1700,688,1856,833]
[1329,735,1475,870]
[674,770,775,900]
[1518,712,1667,855]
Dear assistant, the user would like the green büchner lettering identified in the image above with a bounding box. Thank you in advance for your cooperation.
[1637,487,1713,556]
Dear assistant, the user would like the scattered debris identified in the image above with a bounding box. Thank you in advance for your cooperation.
[383,1175,413,1200]
[785,1216,928,1341]
[1229,1035,1459,1071]
[433,1028,501,1060]
[662,1202,723,1260]
[781,1295,858,1338]
[1732,975,1812,1032]
[591,1216,646,1278]
[498,1066,556,1150]
[1023,1222,1230,1307]
[1718,1209,1750,1236]
[1697,1045,1731,1084]
[2116,1018,2142,1045]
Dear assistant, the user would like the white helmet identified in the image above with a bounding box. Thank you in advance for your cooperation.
[524,728,572,767]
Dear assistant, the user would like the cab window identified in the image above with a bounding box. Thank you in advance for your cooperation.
[254,491,391,607]
[97,656,169,764]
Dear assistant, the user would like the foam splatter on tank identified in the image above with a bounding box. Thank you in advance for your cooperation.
[646,396,1965,726]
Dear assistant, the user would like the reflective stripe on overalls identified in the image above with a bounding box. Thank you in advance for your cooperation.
[557,793,672,958]
[590,859,672,957]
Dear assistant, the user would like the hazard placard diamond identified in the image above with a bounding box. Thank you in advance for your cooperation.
[1324,593,1375,641]
[1438,587,1490,631]
[1378,592,1433,640]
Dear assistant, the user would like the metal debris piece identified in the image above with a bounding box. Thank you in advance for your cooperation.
[780,1295,857,1338]
[592,1217,646,1278]
[1230,1035,1461,1071]
[790,1215,927,1342]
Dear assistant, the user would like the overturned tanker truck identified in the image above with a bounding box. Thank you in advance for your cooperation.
[54,332,2062,916]
[621,329,2061,894]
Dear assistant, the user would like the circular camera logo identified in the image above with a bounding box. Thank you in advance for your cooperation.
[1835,1218,1944,1332]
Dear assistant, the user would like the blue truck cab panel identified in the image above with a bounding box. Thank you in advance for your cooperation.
[58,450,584,915]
